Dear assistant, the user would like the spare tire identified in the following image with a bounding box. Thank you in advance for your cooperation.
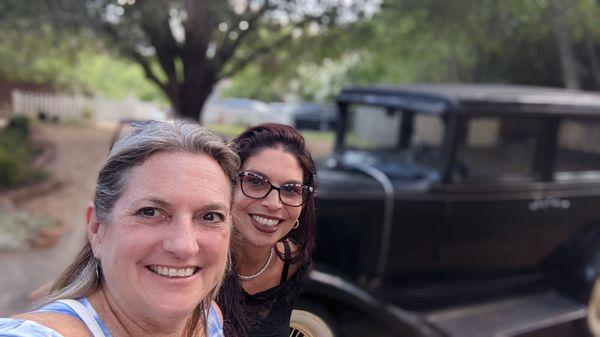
[290,301,337,337]
[588,277,600,336]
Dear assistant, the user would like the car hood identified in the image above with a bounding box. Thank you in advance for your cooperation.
[315,151,439,199]
[341,150,438,180]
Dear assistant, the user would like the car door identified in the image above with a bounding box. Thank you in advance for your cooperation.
[438,115,545,271]
[530,117,600,262]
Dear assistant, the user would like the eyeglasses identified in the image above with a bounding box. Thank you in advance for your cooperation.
[238,171,313,207]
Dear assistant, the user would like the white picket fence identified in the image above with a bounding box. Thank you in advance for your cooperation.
[11,90,166,122]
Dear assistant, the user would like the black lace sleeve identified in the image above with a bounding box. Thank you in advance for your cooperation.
[243,261,311,337]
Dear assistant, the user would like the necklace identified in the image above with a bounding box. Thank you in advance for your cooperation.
[238,247,274,281]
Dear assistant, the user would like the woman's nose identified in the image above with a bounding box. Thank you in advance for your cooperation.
[261,189,283,209]
[163,215,199,259]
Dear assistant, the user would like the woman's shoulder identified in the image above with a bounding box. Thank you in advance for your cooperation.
[0,312,91,337]
[0,316,63,337]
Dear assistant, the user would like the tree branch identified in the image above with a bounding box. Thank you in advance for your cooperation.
[218,13,321,80]
[98,22,168,94]
[214,1,274,69]
[218,30,290,80]
[140,21,179,86]
[127,50,168,93]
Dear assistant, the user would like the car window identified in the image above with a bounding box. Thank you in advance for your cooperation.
[454,116,540,182]
[343,104,444,170]
[555,118,600,181]
[345,105,400,149]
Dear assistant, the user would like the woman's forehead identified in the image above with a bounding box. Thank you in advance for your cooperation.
[119,152,232,204]
[243,148,304,182]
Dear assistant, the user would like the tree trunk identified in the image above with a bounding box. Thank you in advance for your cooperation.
[552,0,581,89]
[177,78,216,122]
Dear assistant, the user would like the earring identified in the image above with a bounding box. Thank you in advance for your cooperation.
[293,219,300,229]
[95,259,101,281]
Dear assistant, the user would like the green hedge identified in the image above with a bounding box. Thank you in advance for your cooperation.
[0,116,47,188]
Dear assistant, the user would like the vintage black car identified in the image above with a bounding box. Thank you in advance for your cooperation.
[291,84,600,337]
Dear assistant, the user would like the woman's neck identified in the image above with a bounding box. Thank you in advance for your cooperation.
[237,243,274,275]
[88,287,197,337]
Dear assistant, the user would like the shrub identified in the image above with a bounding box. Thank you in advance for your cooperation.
[6,115,31,139]
[0,116,47,188]
[82,106,94,120]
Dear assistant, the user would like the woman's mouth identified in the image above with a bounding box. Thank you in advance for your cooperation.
[251,214,281,232]
[147,265,198,278]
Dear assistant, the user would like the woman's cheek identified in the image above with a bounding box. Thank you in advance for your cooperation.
[206,230,231,258]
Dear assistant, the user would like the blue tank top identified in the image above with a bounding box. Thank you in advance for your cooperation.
[0,297,223,337]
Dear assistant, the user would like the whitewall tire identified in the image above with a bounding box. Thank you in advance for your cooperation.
[588,277,600,336]
[290,308,336,337]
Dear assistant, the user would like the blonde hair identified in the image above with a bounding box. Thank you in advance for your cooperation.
[40,120,239,337]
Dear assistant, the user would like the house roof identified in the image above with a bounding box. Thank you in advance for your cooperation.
[338,83,600,117]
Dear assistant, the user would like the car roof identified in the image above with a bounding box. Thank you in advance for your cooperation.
[338,83,600,117]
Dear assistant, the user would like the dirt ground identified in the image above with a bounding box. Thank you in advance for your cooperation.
[0,122,114,316]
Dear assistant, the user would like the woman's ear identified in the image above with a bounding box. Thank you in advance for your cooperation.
[86,203,102,258]
[85,201,94,224]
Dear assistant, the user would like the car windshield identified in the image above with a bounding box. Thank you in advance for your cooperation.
[341,104,445,174]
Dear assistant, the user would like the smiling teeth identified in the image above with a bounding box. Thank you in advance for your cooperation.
[252,215,279,227]
[149,266,196,277]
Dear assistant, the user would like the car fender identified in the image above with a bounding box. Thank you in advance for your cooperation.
[575,223,600,299]
[301,268,445,337]
[547,219,600,301]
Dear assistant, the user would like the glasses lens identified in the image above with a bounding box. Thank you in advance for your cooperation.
[240,173,270,198]
[279,184,305,206]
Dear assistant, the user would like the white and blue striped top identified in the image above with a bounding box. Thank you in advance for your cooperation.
[0,297,223,337]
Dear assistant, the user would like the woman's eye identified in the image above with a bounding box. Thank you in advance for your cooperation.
[249,177,265,186]
[202,212,225,222]
[138,207,161,218]
[281,184,302,196]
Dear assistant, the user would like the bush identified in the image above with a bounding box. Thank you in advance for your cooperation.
[0,116,46,188]
[6,115,31,139]
[82,107,94,120]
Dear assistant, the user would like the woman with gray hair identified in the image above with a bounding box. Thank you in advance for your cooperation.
[0,120,239,337]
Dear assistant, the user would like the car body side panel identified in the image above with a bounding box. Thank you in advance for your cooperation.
[440,192,540,269]
[314,198,384,280]
[533,184,600,261]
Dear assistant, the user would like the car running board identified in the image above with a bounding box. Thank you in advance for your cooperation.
[424,291,586,337]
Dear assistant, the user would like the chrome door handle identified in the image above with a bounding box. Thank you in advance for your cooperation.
[529,196,571,211]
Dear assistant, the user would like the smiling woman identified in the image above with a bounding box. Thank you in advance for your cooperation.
[217,123,317,337]
[0,120,240,337]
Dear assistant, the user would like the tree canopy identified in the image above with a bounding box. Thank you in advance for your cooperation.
[5,0,600,115]
[226,0,600,103]
[12,0,375,120]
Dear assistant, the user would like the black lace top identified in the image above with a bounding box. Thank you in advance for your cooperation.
[242,259,310,337]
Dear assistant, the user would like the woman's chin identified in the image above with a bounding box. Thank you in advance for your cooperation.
[243,227,284,247]
[245,235,279,249]
[149,298,199,321]
[140,285,208,319]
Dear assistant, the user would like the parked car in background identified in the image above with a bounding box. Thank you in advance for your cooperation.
[202,97,292,126]
[269,102,338,131]
[291,84,600,337]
